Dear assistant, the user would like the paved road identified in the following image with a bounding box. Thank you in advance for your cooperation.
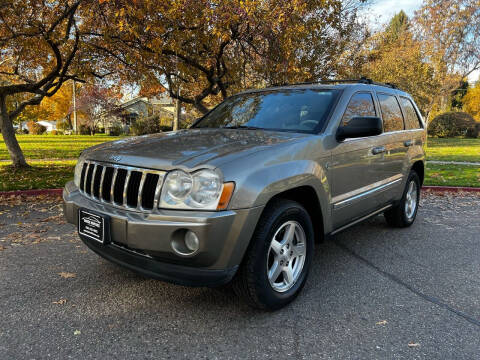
[1,192,479,359]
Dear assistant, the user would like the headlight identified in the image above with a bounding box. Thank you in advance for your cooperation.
[74,160,84,187]
[160,169,230,210]
[162,170,194,203]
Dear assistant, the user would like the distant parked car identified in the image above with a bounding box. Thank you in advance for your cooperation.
[63,78,426,310]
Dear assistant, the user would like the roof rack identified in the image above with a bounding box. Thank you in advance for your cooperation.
[281,77,399,89]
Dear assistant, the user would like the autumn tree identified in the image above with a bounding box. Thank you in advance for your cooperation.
[450,80,469,110]
[42,82,75,123]
[344,1,480,120]
[344,11,441,115]
[0,1,90,167]
[75,84,120,134]
[87,0,367,115]
[415,0,480,116]
[463,82,480,122]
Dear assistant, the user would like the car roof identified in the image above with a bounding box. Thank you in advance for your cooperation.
[237,82,412,98]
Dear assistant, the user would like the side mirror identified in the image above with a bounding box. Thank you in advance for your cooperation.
[336,116,382,141]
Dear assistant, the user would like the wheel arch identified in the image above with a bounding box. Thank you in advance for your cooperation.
[411,160,424,185]
[263,186,325,243]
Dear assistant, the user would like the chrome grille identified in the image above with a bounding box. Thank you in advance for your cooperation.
[79,161,165,211]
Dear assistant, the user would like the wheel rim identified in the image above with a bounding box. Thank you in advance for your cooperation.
[405,180,418,220]
[266,220,306,293]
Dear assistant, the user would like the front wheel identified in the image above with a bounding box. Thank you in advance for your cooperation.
[384,171,420,227]
[233,199,314,310]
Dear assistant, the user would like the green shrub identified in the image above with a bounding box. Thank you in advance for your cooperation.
[78,124,91,135]
[130,115,161,136]
[15,127,29,134]
[108,123,123,136]
[26,121,47,135]
[465,125,479,138]
[428,112,477,138]
[159,125,173,132]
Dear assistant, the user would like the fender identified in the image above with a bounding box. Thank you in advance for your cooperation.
[227,159,332,233]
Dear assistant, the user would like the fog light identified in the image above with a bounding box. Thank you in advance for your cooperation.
[185,230,199,252]
[171,229,200,256]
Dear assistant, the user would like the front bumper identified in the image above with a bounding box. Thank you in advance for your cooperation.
[63,181,263,286]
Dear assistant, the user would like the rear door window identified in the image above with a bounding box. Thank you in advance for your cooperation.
[341,92,376,126]
[377,93,404,132]
[400,97,422,129]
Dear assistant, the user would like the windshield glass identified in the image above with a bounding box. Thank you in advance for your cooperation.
[193,89,339,133]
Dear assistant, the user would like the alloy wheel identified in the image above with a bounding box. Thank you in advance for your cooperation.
[266,221,306,292]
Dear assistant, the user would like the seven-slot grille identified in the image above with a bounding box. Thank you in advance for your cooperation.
[79,161,165,211]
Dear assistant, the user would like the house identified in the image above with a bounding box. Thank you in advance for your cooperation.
[16,120,57,133]
[102,93,176,132]
[37,121,57,132]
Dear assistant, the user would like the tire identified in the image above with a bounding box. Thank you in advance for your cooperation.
[384,170,421,228]
[233,199,314,310]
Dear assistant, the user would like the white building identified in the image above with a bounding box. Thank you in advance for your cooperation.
[16,120,57,133]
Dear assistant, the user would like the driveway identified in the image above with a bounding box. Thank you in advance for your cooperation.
[1,192,479,359]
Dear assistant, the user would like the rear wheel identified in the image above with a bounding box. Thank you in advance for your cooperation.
[384,171,420,227]
[233,199,314,310]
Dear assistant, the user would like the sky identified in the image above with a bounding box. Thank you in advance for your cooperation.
[363,0,421,23]
[362,0,479,83]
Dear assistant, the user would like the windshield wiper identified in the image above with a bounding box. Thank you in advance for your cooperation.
[223,125,262,130]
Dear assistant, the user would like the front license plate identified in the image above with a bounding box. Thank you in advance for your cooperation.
[78,209,107,244]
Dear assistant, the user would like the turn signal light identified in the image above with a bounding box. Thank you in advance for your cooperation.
[217,182,235,210]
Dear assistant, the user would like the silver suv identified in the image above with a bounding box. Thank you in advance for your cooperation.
[63,79,426,310]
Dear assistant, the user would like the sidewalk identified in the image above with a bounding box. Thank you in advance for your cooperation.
[427,160,480,166]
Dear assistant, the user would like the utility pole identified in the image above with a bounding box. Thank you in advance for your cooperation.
[72,80,77,134]
[173,87,180,131]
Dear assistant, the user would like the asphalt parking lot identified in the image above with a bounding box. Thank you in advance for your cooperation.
[1,192,479,359]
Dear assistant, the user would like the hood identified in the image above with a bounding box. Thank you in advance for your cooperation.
[82,128,310,170]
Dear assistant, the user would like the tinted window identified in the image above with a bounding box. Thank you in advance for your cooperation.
[377,94,404,132]
[193,89,339,133]
[341,92,376,126]
[400,97,422,129]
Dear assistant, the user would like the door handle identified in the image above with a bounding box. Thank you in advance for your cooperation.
[404,140,413,147]
[372,146,386,155]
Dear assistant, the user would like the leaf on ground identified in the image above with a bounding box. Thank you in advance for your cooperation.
[0,245,6,251]
[73,330,81,335]
[58,272,76,278]
[376,320,388,325]
[408,342,420,348]
[52,298,67,304]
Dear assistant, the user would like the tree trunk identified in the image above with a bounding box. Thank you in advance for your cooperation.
[194,101,209,115]
[0,96,29,168]
[173,98,180,131]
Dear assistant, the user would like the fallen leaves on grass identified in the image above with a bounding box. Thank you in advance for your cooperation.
[58,272,76,279]
[52,299,67,305]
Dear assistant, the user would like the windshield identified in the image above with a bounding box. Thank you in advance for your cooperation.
[193,89,339,133]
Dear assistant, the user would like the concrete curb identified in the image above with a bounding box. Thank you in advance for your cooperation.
[422,186,480,193]
[1,186,480,198]
[0,188,63,197]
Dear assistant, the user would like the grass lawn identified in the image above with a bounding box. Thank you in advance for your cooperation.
[0,134,479,190]
[426,138,480,163]
[0,160,76,191]
[425,163,480,187]
[0,134,123,160]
